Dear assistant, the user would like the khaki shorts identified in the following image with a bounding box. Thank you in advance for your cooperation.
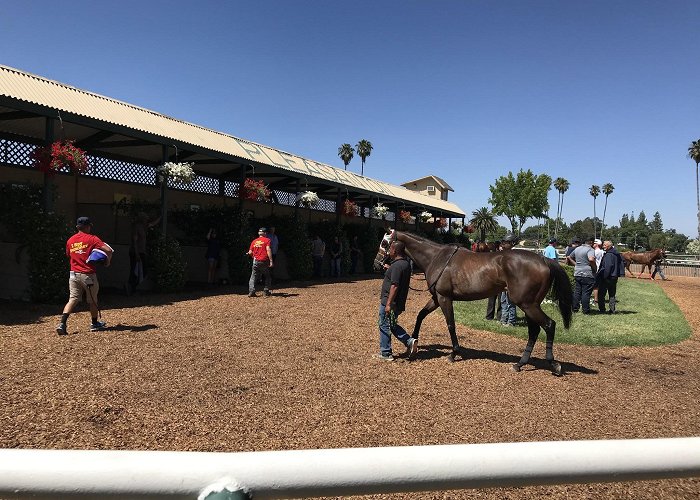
[69,272,99,304]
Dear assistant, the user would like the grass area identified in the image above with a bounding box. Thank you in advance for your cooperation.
[453,279,691,347]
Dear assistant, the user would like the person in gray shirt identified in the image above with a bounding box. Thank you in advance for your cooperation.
[566,236,597,314]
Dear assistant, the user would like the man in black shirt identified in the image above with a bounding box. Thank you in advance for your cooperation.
[375,241,417,361]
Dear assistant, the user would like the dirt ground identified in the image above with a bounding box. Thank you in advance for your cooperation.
[1,275,699,499]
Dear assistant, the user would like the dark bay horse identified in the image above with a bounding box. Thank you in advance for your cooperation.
[621,248,665,278]
[374,230,573,375]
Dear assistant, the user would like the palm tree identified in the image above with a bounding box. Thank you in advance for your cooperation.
[355,139,373,176]
[688,139,700,239]
[590,185,600,239]
[553,177,569,238]
[600,183,615,239]
[337,143,354,170]
[469,207,498,242]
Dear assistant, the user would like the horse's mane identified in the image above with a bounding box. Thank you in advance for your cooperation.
[397,231,471,252]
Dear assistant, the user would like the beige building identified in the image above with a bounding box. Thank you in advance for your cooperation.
[401,175,454,201]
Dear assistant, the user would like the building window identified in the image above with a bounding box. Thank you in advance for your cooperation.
[426,185,436,194]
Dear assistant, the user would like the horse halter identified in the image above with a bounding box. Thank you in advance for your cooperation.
[374,229,396,269]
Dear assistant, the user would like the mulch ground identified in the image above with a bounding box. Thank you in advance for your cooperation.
[1,275,699,499]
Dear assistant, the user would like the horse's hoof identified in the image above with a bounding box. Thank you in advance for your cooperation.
[511,363,522,372]
[448,354,456,363]
[550,361,562,376]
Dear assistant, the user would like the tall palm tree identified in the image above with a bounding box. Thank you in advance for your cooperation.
[590,185,600,239]
[688,139,700,239]
[355,139,373,176]
[600,183,615,239]
[553,177,569,238]
[337,143,354,170]
[469,207,498,242]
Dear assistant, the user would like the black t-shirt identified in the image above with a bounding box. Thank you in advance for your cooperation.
[380,258,411,311]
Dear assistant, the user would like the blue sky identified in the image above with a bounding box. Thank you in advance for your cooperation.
[1,0,699,237]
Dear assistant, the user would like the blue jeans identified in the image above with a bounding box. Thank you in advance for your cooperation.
[500,291,516,325]
[573,276,595,313]
[378,304,411,356]
[330,257,341,277]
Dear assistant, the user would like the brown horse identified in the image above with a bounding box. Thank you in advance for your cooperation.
[621,248,665,278]
[374,230,573,375]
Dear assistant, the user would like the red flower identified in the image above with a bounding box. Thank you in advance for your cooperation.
[241,178,271,202]
[343,199,358,217]
[31,140,89,175]
[399,210,413,223]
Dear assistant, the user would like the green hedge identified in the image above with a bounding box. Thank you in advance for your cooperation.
[0,183,72,303]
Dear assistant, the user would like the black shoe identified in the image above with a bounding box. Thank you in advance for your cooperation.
[248,292,257,297]
[56,323,67,336]
[264,290,272,297]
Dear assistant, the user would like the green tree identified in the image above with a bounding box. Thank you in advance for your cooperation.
[469,207,498,242]
[649,211,663,233]
[589,185,600,239]
[355,139,373,176]
[600,183,614,239]
[688,139,700,239]
[489,169,551,235]
[553,177,570,239]
[337,143,354,170]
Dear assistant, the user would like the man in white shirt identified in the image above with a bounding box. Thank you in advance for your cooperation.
[592,238,604,305]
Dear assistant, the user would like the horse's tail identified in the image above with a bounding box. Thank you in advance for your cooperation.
[546,259,573,329]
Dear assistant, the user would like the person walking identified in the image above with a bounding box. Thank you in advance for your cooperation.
[375,241,417,361]
[566,236,597,314]
[56,217,114,335]
[247,227,273,297]
[598,240,625,314]
[651,258,668,281]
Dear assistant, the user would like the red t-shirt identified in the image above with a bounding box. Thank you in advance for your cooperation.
[66,231,105,273]
[249,236,271,262]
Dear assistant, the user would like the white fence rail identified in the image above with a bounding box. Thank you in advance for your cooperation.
[2,438,700,499]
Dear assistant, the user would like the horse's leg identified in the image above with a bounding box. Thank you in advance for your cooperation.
[412,296,439,340]
[513,315,540,372]
[436,294,462,362]
[517,304,562,376]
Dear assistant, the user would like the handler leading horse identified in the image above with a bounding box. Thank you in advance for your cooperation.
[374,230,573,375]
[621,248,665,278]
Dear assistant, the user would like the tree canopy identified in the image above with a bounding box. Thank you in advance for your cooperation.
[488,169,551,235]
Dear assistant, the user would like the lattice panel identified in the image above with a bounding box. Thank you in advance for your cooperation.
[224,181,239,198]
[168,174,218,194]
[317,198,337,213]
[273,190,297,206]
[87,155,156,185]
[0,139,34,167]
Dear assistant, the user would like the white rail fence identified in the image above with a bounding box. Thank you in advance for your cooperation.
[2,438,700,499]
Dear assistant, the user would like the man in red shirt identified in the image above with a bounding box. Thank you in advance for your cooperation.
[247,227,274,297]
[56,217,114,335]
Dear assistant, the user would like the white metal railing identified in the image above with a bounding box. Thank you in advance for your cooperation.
[1,438,700,499]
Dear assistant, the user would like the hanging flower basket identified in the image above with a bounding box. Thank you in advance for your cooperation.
[157,162,196,184]
[241,178,271,202]
[399,210,414,223]
[31,140,89,175]
[434,218,447,229]
[419,211,433,222]
[372,203,389,218]
[299,190,319,208]
[343,199,358,217]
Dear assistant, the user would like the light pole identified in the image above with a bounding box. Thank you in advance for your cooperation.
[634,232,638,251]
